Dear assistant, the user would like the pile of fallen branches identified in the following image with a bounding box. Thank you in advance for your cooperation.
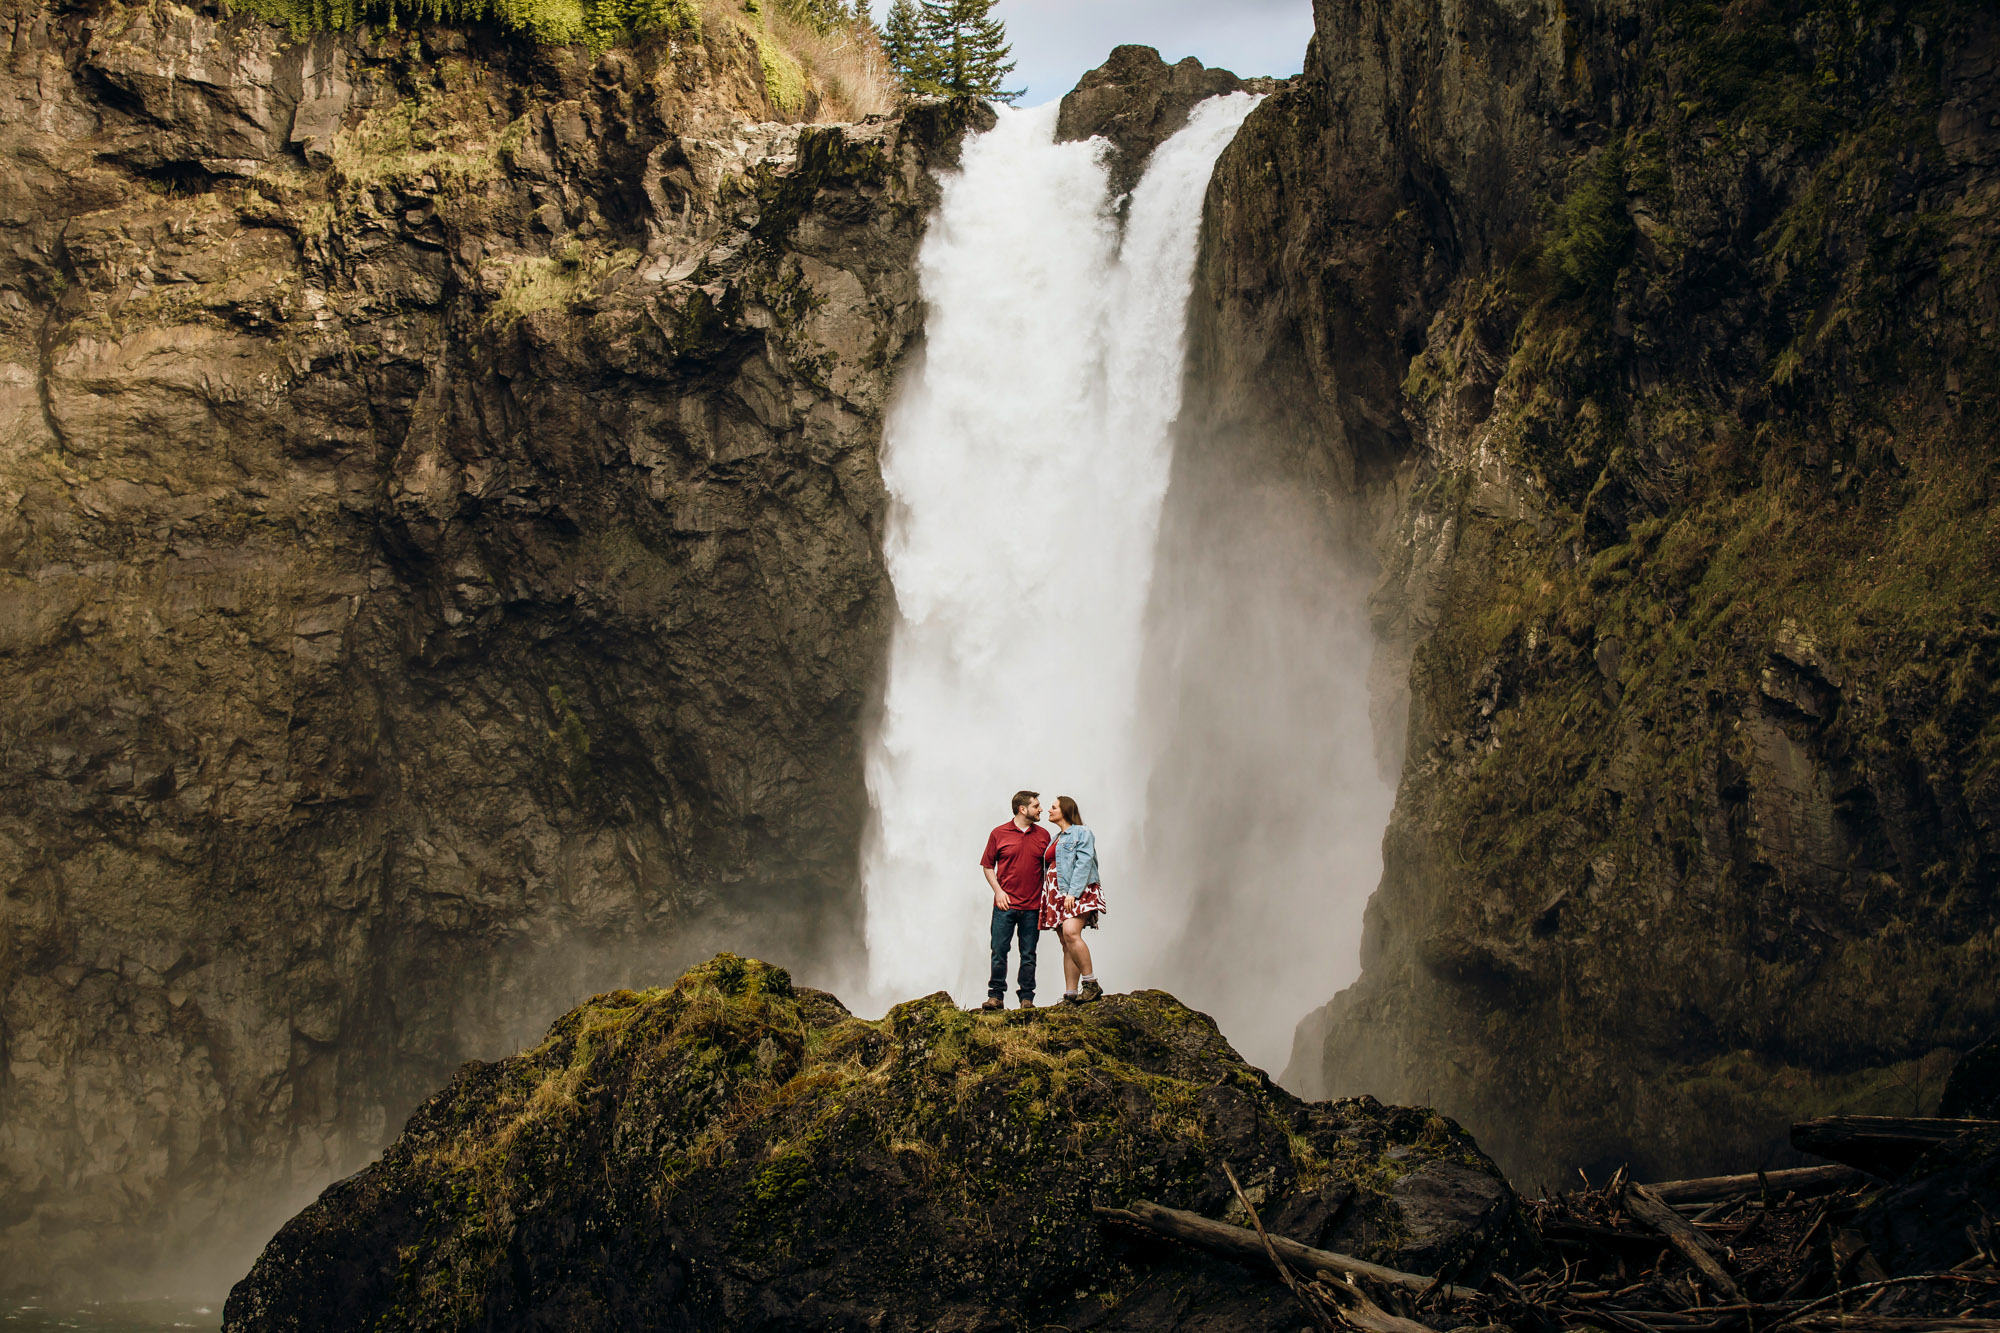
[1097,1118,2000,1333]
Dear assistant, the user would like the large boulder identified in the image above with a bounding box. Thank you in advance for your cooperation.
[1940,1034,2000,1119]
[224,956,1525,1330]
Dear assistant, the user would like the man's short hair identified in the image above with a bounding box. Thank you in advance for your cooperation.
[1011,790,1039,815]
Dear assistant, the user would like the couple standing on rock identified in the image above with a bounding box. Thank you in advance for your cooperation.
[978,790,1109,1010]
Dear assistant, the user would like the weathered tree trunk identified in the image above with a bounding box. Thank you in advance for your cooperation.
[1791,1118,2000,1177]
[1094,1199,1480,1300]
[1622,1184,1744,1302]
[1642,1163,1864,1203]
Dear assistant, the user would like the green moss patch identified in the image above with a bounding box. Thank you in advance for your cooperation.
[487,244,639,325]
[235,0,699,50]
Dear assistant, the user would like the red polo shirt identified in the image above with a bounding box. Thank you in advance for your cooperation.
[981,820,1052,911]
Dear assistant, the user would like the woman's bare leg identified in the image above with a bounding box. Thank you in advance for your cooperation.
[1069,924,1094,983]
[1060,918,1084,992]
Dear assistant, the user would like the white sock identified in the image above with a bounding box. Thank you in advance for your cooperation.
[1081,974,1096,984]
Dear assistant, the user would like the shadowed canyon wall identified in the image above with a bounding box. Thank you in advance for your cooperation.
[1165,0,1999,1183]
[0,0,985,1289]
[5,0,2000,1298]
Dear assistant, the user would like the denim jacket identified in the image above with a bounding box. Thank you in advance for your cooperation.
[1052,825,1100,898]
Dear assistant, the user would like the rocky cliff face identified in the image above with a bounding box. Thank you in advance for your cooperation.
[1054,45,1276,197]
[1174,0,1999,1181]
[223,956,1524,1331]
[0,0,984,1291]
[8,0,1996,1293]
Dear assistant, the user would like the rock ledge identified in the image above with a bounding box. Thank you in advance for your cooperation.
[225,955,1523,1331]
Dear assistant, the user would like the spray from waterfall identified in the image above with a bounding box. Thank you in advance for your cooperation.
[861,92,1387,1076]
[862,92,1256,1002]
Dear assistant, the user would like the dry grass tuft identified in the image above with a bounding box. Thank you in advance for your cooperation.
[487,244,638,324]
[700,0,895,123]
[769,9,895,122]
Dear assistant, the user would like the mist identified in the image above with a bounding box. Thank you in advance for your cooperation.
[855,95,1394,1077]
[1131,446,1395,1074]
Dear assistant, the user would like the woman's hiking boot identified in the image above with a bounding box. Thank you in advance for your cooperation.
[1080,980,1104,1003]
[980,996,1003,1012]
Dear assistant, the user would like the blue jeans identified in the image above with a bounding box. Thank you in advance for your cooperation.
[989,907,1040,1001]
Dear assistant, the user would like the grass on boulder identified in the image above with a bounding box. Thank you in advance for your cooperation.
[227,954,1527,1329]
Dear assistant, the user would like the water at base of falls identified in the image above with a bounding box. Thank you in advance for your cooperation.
[1,1299,221,1331]
[860,97,1263,1014]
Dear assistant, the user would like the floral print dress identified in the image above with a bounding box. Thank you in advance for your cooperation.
[1039,826,1107,931]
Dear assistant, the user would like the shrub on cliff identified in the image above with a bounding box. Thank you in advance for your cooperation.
[1542,146,1636,297]
[224,955,1524,1330]
[233,0,885,102]
[231,0,892,117]
[236,0,699,48]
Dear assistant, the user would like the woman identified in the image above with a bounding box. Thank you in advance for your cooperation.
[1039,795,1107,1004]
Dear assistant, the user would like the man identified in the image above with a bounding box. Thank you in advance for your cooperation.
[979,790,1051,1011]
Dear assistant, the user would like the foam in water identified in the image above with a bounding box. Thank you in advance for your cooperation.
[862,96,1261,1008]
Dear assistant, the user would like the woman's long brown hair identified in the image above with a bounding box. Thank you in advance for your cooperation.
[1055,796,1083,826]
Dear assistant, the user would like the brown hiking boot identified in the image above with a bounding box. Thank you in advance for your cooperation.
[1079,980,1104,1003]
[980,996,1003,1012]
[1018,998,1035,1010]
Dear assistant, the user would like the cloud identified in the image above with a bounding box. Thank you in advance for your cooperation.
[991,0,1315,106]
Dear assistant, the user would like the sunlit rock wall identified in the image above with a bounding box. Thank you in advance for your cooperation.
[0,0,985,1289]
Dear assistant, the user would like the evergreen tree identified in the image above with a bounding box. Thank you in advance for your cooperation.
[882,0,941,93]
[884,0,1019,102]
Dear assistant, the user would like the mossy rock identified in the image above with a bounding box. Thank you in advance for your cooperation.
[223,955,1525,1330]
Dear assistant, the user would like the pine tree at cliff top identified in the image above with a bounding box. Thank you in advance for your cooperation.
[884,0,1020,102]
[882,0,939,92]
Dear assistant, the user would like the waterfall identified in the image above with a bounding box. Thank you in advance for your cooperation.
[862,96,1261,1010]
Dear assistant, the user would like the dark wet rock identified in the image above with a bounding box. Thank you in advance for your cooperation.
[1265,1180,1356,1248]
[1168,0,2000,1183]
[1387,1160,1518,1275]
[1056,45,1277,196]
[1941,1034,2000,1119]
[224,956,1527,1331]
[1859,1126,2000,1282]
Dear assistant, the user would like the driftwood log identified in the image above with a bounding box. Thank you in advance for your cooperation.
[1784,1312,2000,1320]
[1092,1198,1481,1302]
[1642,1163,1864,1203]
[1218,1163,1346,1333]
[1623,1182,1746,1302]
[1095,1129,1999,1332]
[1216,1164,1445,1333]
[1791,1117,2000,1177]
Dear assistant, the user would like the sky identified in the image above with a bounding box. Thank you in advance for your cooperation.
[988,0,1315,106]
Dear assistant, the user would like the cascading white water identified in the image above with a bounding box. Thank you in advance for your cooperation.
[862,95,1261,1006]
